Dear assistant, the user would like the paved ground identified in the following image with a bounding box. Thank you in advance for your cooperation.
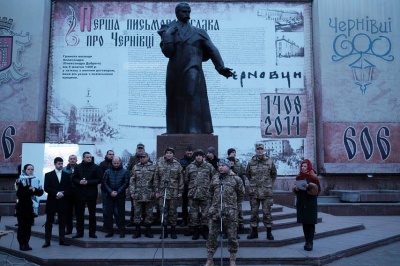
[1,241,400,266]
[1,207,399,266]
[0,251,40,266]
[326,241,400,265]
[1,230,399,266]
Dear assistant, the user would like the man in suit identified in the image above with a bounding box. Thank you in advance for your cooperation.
[42,157,72,248]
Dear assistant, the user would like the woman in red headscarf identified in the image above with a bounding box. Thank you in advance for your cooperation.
[293,159,320,251]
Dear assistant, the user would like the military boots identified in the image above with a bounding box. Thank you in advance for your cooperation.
[145,225,154,238]
[267,227,274,240]
[132,225,141,238]
[247,226,258,239]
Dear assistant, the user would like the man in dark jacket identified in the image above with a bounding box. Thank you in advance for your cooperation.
[62,154,78,235]
[103,156,130,238]
[71,152,100,238]
[206,147,219,171]
[98,150,115,228]
[42,157,72,248]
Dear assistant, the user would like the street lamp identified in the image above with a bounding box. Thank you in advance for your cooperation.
[349,56,375,95]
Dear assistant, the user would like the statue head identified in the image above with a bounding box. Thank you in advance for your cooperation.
[175,2,191,23]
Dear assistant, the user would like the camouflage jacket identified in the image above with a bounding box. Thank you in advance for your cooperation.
[208,172,245,220]
[154,157,184,199]
[185,161,216,200]
[129,161,155,202]
[246,155,277,199]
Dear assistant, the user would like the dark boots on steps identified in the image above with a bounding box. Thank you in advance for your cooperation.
[132,225,141,239]
[267,227,274,240]
[145,225,153,238]
[247,227,258,239]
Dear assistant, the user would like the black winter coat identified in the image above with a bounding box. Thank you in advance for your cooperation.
[72,160,100,200]
[16,178,44,217]
[98,158,112,191]
[295,188,318,224]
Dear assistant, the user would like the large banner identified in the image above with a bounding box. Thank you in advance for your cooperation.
[313,0,400,173]
[48,1,313,175]
[0,0,51,174]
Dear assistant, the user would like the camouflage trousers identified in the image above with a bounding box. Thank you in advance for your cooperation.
[206,217,238,254]
[249,197,273,228]
[188,198,209,227]
[157,197,179,226]
[238,202,244,226]
[133,200,154,225]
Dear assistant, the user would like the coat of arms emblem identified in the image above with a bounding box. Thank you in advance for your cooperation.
[0,17,31,84]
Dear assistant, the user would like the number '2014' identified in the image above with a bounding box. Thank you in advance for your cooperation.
[343,126,390,160]
[264,116,300,136]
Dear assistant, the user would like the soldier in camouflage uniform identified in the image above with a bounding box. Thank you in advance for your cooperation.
[126,143,146,227]
[130,152,155,238]
[246,143,277,241]
[227,148,246,232]
[179,145,194,227]
[154,147,184,239]
[185,149,216,240]
[205,159,245,266]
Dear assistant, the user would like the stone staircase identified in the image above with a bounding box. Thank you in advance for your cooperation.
[1,200,399,266]
[273,190,400,216]
[317,190,400,216]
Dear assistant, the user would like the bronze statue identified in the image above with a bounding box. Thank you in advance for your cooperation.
[158,2,233,134]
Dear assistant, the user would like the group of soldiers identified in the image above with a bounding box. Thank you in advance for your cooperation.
[121,142,277,266]
[42,142,276,266]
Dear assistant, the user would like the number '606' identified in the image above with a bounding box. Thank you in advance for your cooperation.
[343,126,390,160]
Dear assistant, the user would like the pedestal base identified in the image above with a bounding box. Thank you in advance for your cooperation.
[156,134,218,159]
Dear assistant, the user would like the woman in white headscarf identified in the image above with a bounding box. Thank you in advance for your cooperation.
[15,164,43,251]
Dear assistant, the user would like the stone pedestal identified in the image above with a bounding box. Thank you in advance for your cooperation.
[157,134,218,159]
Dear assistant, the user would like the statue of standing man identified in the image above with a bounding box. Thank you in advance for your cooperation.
[158,2,233,134]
